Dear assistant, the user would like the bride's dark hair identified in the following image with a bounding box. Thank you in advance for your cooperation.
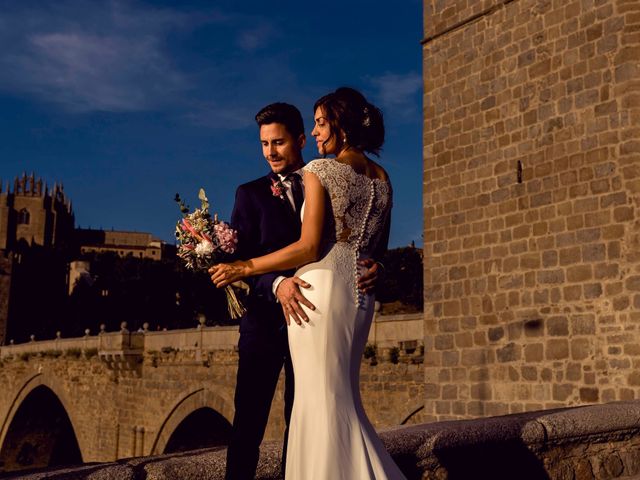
[313,87,384,156]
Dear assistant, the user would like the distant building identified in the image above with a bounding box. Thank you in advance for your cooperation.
[69,229,168,295]
[76,229,163,260]
[0,173,170,344]
[0,173,74,345]
[0,172,74,252]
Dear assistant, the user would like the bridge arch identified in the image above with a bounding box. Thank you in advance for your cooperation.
[151,386,234,455]
[0,373,84,472]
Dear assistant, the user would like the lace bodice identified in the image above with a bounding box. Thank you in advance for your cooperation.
[303,159,392,305]
[304,158,392,254]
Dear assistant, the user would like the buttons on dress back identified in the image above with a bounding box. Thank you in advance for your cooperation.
[353,180,376,307]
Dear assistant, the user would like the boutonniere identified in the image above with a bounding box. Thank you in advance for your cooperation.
[271,178,286,199]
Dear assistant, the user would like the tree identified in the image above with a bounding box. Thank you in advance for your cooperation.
[377,246,423,313]
[66,252,233,335]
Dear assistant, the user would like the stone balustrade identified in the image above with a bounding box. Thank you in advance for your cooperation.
[143,326,240,352]
[0,335,99,359]
[0,313,423,363]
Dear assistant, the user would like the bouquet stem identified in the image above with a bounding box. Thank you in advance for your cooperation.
[225,285,246,320]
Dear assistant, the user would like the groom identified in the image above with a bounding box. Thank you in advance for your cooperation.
[222,102,380,480]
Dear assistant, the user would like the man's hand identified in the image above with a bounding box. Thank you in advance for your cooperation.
[276,277,315,326]
[357,259,381,294]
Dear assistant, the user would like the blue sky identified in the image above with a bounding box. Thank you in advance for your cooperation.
[0,0,423,248]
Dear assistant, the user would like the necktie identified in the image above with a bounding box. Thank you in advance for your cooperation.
[289,173,304,213]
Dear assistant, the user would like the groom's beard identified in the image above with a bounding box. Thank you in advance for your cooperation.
[268,156,303,175]
[268,156,284,167]
[267,156,286,173]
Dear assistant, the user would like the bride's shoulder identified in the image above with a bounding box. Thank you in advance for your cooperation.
[303,159,344,190]
[304,158,332,169]
[368,159,390,183]
[303,158,334,177]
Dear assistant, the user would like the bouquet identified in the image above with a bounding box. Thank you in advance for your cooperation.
[175,188,246,319]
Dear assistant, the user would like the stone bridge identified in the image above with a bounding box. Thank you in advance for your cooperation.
[0,313,424,474]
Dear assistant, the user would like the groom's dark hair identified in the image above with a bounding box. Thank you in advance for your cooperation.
[255,102,305,139]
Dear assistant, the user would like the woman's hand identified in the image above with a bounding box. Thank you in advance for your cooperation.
[209,261,251,288]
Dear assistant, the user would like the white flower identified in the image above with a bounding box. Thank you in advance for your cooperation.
[194,240,214,256]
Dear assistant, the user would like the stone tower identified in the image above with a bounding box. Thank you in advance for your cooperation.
[0,173,74,345]
[0,173,74,252]
[423,0,639,420]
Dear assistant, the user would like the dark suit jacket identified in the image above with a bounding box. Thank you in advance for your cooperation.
[231,171,302,349]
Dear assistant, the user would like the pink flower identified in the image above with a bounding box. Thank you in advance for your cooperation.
[271,178,286,198]
[181,218,203,241]
[214,222,238,254]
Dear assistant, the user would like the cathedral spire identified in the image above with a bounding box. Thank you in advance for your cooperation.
[19,173,27,196]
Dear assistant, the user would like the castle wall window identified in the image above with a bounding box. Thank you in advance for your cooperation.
[17,208,30,225]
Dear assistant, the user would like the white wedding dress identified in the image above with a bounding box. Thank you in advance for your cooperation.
[285,159,406,480]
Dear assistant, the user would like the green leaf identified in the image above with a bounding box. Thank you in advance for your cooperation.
[198,188,209,211]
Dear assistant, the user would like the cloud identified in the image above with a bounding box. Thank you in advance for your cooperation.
[0,1,297,125]
[368,72,422,120]
[236,23,278,52]
[15,32,185,112]
[0,1,192,112]
[184,101,255,130]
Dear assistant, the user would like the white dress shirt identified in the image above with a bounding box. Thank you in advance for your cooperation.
[272,168,304,298]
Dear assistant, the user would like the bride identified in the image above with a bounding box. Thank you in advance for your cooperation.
[211,87,406,480]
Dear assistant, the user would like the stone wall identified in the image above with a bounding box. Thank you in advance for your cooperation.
[0,192,10,251]
[423,0,640,420]
[360,357,426,428]
[0,254,11,346]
